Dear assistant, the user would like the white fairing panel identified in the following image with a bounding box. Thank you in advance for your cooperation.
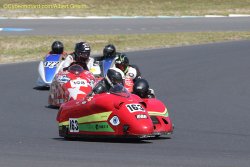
[36,60,65,87]
[36,61,48,87]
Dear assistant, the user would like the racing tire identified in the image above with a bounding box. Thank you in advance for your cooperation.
[59,125,68,138]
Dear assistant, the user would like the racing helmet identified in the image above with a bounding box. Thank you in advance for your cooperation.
[51,41,64,54]
[115,53,129,72]
[103,44,116,57]
[133,79,149,98]
[74,42,91,62]
[105,68,124,87]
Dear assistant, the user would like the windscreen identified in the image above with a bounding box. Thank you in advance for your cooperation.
[109,84,130,98]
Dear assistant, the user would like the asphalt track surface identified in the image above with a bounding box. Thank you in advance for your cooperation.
[0,40,250,167]
[1,17,250,35]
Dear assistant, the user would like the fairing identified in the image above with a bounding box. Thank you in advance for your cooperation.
[36,54,63,87]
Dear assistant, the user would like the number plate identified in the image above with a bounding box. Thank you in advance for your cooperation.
[44,61,60,68]
[69,118,79,132]
[126,104,145,113]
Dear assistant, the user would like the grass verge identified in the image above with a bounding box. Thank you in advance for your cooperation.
[0,0,250,17]
[1,31,250,63]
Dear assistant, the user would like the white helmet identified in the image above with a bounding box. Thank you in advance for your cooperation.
[105,67,125,87]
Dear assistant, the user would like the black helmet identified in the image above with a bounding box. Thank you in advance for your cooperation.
[105,68,124,87]
[115,53,129,72]
[51,41,64,54]
[133,79,149,98]
[103,44,116,57]
[74,42,91,62]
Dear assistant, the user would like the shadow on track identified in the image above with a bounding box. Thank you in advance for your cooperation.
[147,136,172,140]
[45,105,59,110]
[33,86,50,91]
[52,137,153,144]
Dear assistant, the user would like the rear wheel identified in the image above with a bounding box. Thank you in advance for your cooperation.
[48,94,53,105]
[59,125,68,138]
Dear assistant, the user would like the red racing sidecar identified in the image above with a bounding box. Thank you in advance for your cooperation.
[48,64,95,107]
[56,84,173,139]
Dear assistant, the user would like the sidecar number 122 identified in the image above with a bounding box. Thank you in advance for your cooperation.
[44,61,60,68]
[126,104,145,112]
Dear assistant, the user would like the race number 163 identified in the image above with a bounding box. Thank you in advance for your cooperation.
[69,118,79,132]
[126,104,145,113]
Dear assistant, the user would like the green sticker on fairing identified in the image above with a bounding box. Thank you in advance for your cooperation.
[59,121,69,126]
[148,108,169,117]
[79,122,114,132]
[58,111,112,127]
[78,111,112,124]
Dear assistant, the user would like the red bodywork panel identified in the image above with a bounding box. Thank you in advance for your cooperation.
[49,67,95,107]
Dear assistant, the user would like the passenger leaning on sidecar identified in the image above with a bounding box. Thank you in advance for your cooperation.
[114,53,155,97]
[61,41,101,76]
[114,53,142,83]
[132,78,155,98]
[90,68,124,95]
[96,46,141,82]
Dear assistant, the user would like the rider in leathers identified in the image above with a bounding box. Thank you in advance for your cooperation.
[95,44,119,61]
[114,53,141,83]
[114,53,155,97]
[132,78,155,98]
[62,41,101,76]
[90,68,124,95]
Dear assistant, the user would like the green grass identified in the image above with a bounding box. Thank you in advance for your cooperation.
[1,0,250,17]
[1,1,250,63]
[1,32,250,63]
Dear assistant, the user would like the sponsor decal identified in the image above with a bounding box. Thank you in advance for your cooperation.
[69,118,79,132]
[70,78,88,88]
[78,122,114,132]
[44,61,60,68]
[57,75,70,83]
[95,124,109,130]
[109,116,120,126]
[126,104,145,113]
[136,114,148,119]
